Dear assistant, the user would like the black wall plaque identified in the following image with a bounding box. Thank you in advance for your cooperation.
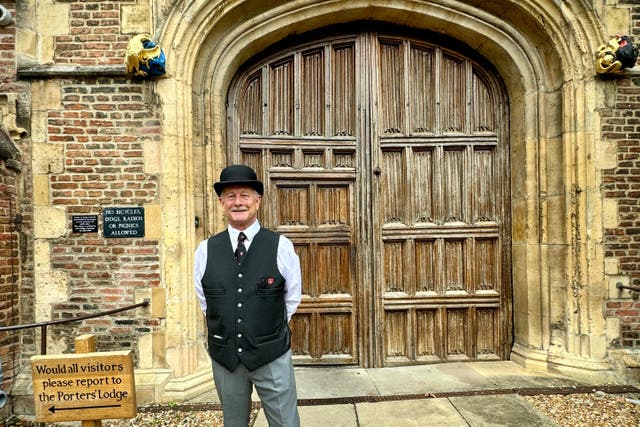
[103,207,145,238]
[72,215,98,233]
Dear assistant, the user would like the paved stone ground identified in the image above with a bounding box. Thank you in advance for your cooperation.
[2,392,639,426]
[4,361,640,426]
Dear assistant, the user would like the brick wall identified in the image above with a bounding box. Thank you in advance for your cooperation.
[0,154,21,395]
[55,1,129,66]
[603,4,640,349]
[45,78,162,354]
[2,0,164,387]
[0,4,14,85]
[0,0,167,357]
[0,0,33,398]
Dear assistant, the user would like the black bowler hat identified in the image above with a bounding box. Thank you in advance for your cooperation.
[214,164,264,196]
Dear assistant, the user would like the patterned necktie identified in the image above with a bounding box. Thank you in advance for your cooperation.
[235,232,247,264]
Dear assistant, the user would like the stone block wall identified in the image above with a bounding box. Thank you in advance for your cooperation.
[602,3,640,350]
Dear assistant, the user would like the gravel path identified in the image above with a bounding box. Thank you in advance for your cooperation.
[101,406,258,427]
[525,391,640,426]
[0,407,257,426]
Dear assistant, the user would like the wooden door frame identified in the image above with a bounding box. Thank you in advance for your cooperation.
[355,31,376,367]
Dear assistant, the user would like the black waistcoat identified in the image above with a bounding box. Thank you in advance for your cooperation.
[201,228,289,371]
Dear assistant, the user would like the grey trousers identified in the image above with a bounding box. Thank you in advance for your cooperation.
[211,350,300,427]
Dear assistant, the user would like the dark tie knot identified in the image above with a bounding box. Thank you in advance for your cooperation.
[238,232,247,243]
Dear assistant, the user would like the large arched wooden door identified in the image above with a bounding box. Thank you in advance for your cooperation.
[227,30,511,367]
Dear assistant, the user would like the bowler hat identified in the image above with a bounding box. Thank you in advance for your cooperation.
[214,164,264,196]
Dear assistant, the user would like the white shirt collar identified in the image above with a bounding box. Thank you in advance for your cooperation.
[228,220,260,243]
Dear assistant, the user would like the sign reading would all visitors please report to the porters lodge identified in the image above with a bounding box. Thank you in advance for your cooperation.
[31,351,136,423]
[103,206,145,238]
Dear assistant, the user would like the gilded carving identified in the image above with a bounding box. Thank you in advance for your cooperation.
[125,34,166,79]
[596,35,638,74]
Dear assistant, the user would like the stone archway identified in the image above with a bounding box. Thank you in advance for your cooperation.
[146,0,613,401]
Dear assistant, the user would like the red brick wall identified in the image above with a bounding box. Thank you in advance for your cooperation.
[0,0,34,398]
[44,78,162,353]
[55,1,129,66]
[603,4,640,349]
[0,159,21,395]
[0,4,15,85]
[605,301,640,347]
[0,0,168,358]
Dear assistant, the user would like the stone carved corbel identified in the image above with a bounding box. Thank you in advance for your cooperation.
[125,34,166,80]
[0,94,27,142]
[596,35,638,75]
[0,124,21,171]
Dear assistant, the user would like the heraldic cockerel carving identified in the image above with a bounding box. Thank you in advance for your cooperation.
[596,35,638,75]
[126,34,166,79]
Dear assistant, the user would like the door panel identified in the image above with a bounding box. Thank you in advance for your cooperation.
[227,30,510,367]
[274,178,357,364]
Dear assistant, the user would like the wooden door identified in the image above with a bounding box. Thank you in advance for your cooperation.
[227,30,510,367]
[370,36,511,365]
[228,36,361,365]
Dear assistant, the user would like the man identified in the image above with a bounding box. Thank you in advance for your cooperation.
[194,164,302,427]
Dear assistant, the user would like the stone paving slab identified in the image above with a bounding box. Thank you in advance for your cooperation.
[189,361,586,404]
[356,399,467,426]
[449,394,557,427]
[466,361,585,390]
[254,404,357,427]
[295,367,378,399]
[366,363,491,395]
[255,394,555,427]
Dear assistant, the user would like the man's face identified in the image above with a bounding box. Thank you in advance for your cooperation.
[219,185,262,230]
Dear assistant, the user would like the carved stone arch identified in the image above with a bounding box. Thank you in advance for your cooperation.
[150,0,610,398]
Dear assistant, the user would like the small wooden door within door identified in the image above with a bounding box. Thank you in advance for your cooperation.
[227,30,510,367]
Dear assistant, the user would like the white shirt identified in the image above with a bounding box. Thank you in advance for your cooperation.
[193,220,302,321]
